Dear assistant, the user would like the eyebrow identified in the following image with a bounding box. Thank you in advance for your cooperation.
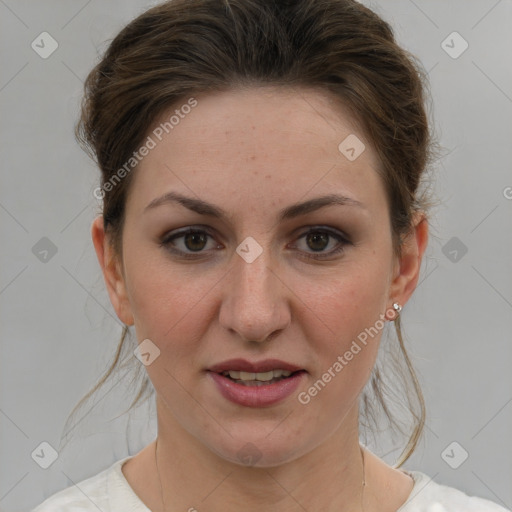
[144,191,366,222]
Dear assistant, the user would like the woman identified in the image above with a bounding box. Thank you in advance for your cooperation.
[32,0,509,510]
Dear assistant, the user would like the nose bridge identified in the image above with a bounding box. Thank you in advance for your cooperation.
[219,238,288,342]
[234,238,278,311]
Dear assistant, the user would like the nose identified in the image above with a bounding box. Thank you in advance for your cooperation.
[218,241,291,343]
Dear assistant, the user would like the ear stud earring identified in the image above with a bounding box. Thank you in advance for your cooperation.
[392,302,402,314]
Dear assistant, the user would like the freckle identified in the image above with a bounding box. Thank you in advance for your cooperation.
[265,174,271,179]
[250,155,256,160]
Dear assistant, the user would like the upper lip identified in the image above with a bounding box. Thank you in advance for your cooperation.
[208,358,304,374]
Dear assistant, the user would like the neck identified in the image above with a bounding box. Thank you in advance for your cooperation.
[154,398,367,512]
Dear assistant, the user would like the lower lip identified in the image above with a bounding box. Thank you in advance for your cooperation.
[208,371,306,407]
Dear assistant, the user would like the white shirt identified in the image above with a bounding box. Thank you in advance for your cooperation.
[32,456,510,512]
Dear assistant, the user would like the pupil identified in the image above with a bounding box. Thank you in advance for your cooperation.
[185,233,207,251]
[307,232,328,251]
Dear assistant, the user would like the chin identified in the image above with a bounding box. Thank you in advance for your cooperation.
[203,429,310,469]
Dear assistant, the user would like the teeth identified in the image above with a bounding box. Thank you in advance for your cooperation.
[222,369,293,381]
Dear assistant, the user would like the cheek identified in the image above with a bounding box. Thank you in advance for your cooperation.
[126,268,210,393]
[306,257,389,338]
[299,257,390,389]
[123,246,211,346]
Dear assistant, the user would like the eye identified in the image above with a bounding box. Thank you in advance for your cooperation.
[293,227,350,260]
[160,227,221,258]
[160,225,350,260]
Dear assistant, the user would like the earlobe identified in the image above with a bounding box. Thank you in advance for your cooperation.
[387,212,429,312]
[91,216,134,326]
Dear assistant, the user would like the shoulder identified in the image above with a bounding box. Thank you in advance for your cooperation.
[31,456,139,512]
[399,470,511,512]
[31,467,110,512]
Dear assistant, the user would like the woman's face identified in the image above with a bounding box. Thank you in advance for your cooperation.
[99,86,418,466]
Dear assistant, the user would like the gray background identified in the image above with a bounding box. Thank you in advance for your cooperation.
[1,1,511,511]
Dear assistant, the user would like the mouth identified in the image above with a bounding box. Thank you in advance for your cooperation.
[206,359,307,407]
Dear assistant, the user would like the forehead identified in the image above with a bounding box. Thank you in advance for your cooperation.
[126,86,386,220]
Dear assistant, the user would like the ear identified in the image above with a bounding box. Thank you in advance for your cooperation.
[387,211,429,313]
[91,216,134,326]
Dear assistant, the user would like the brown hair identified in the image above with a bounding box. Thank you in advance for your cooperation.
[66,0,437,467]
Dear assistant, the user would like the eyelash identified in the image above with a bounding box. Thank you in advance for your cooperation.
[159,226,351,261]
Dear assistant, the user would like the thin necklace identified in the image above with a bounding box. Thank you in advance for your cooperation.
[155,438,366,512]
